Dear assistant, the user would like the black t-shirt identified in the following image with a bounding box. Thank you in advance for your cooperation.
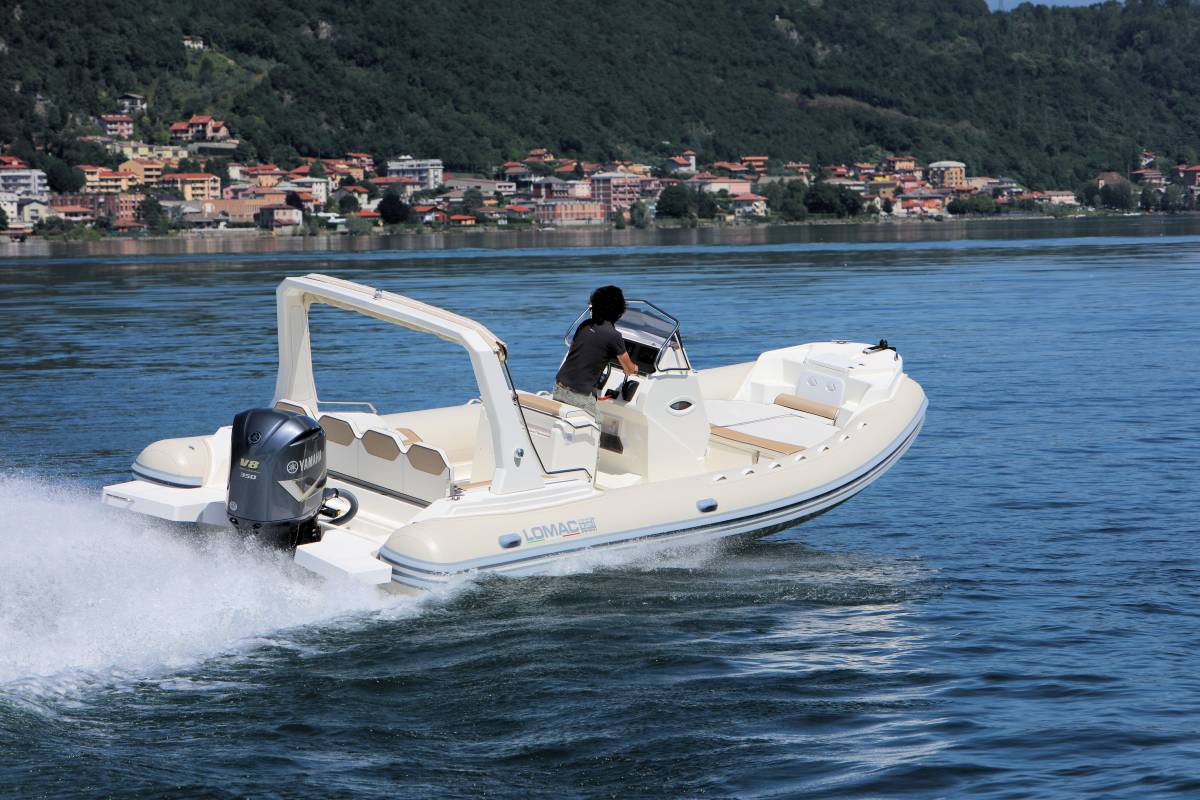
[555,319,628,394]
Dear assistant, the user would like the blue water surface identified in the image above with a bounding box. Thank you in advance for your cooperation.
[0,217,1197,798]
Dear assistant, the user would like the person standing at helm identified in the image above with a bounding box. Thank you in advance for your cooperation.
[553,285,639,418]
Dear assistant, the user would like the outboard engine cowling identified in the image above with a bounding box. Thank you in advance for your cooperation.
[227,407,328,548]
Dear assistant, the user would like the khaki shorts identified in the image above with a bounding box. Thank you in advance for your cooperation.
[552,383,597,418]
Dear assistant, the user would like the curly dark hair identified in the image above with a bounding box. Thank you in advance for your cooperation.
[589,285,626,324]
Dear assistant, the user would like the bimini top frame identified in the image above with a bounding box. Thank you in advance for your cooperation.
[273,274,546,495]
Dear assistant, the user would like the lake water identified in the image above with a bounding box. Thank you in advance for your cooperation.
[1,217,1198,798]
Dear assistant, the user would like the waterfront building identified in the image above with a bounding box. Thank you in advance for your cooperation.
[733,193,768,217]
[108,141,191,164]
[386,157,444,190]
[928,160,967,188]
[444,175,516,197]
[79,166,137,194]
[289,176,331,205]
[885,155,918,172]
[344,152,375,174]
[17,198,52,225]
[741,155,769,175]
[259,205,303,232]
[120,159,165,186]
[160,172,222,201]
[51,192,145,225]
[690,174,753,196]
[0,191,18,225]
[589,172,642,212]
[169,115,231,143]
[370,175,422,199]
[100,115,134,139]
[0,167,49,199]
[534,199,607,225]
[117,93,147,114]
[1130,168,1166,188]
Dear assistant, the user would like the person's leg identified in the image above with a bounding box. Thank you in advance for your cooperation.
[553,383,597,418]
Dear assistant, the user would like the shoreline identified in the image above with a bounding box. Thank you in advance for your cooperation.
[2,211,1196,260]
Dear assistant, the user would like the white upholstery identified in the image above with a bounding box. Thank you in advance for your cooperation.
[705,400,791,428]
[318,412,452,504]
[726,416,834,449]
[705,399,836,455]
[515,392,599,476]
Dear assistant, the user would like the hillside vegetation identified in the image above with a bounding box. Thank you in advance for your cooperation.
[3,0,1200,187]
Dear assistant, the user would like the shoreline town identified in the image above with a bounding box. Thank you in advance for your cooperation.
[2,95,1196,242]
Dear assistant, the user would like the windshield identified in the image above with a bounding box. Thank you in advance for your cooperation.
[613,303,677,348]
[564,300,688,372]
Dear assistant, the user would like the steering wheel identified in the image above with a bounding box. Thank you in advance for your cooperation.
[595,363,613,391]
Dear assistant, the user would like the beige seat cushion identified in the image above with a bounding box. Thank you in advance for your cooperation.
[709,424,806,456]
[407,443,449,476]
[318,415,357,446]
[773,393,839,422]
[275,399,315,417]
[516,391,567,417]
[393,426,423,443]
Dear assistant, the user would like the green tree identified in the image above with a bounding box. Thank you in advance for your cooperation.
[629,200,650,228]
[285,191,305,211]
[1099,182,1135,211]
[462,187,484,212]
[338,193,360,213]
[377,191,410,224]
[805,183,862,217]
[655,184,692,218]
[1078,182,1101,207]
[1160,184,1185,213]
[209,159,231,185]
[947,194,999,215]
[1139,187,1156,212]
[43,159,84,193]
[613,208,626,228]
[309,159,327,178]
[697,190,718,219]
[138,196,168,233]
[0,206,7,230]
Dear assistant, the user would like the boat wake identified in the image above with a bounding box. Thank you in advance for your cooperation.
[0,474,425,699]
[0,475,739,701]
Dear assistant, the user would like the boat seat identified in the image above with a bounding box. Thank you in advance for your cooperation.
[513,390,600,476]
[318,413,359,475]
[705,399,791,428]
[773,393,839,423]
[275,398,316,418]
[317,414,453,506]
[516,391,596,426]
[709,424,806,456]
[358,428,449,504]
[393,426,423,444]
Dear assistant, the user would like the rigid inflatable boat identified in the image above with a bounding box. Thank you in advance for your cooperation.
[102,274,926,592]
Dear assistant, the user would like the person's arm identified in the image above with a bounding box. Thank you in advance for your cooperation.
[617,351,638,376]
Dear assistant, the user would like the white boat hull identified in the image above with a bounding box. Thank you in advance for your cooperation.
[377,402,924,591]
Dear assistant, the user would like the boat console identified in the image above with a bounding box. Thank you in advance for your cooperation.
[562,302,709,481]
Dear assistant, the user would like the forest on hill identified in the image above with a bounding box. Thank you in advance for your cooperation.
[3,0,1200,187]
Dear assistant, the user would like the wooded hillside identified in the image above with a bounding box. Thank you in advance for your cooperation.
[3,0,1200,187]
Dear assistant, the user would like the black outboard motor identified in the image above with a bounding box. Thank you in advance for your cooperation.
[227,407,354,549]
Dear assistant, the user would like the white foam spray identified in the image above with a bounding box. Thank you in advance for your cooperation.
[0,475,426,696]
